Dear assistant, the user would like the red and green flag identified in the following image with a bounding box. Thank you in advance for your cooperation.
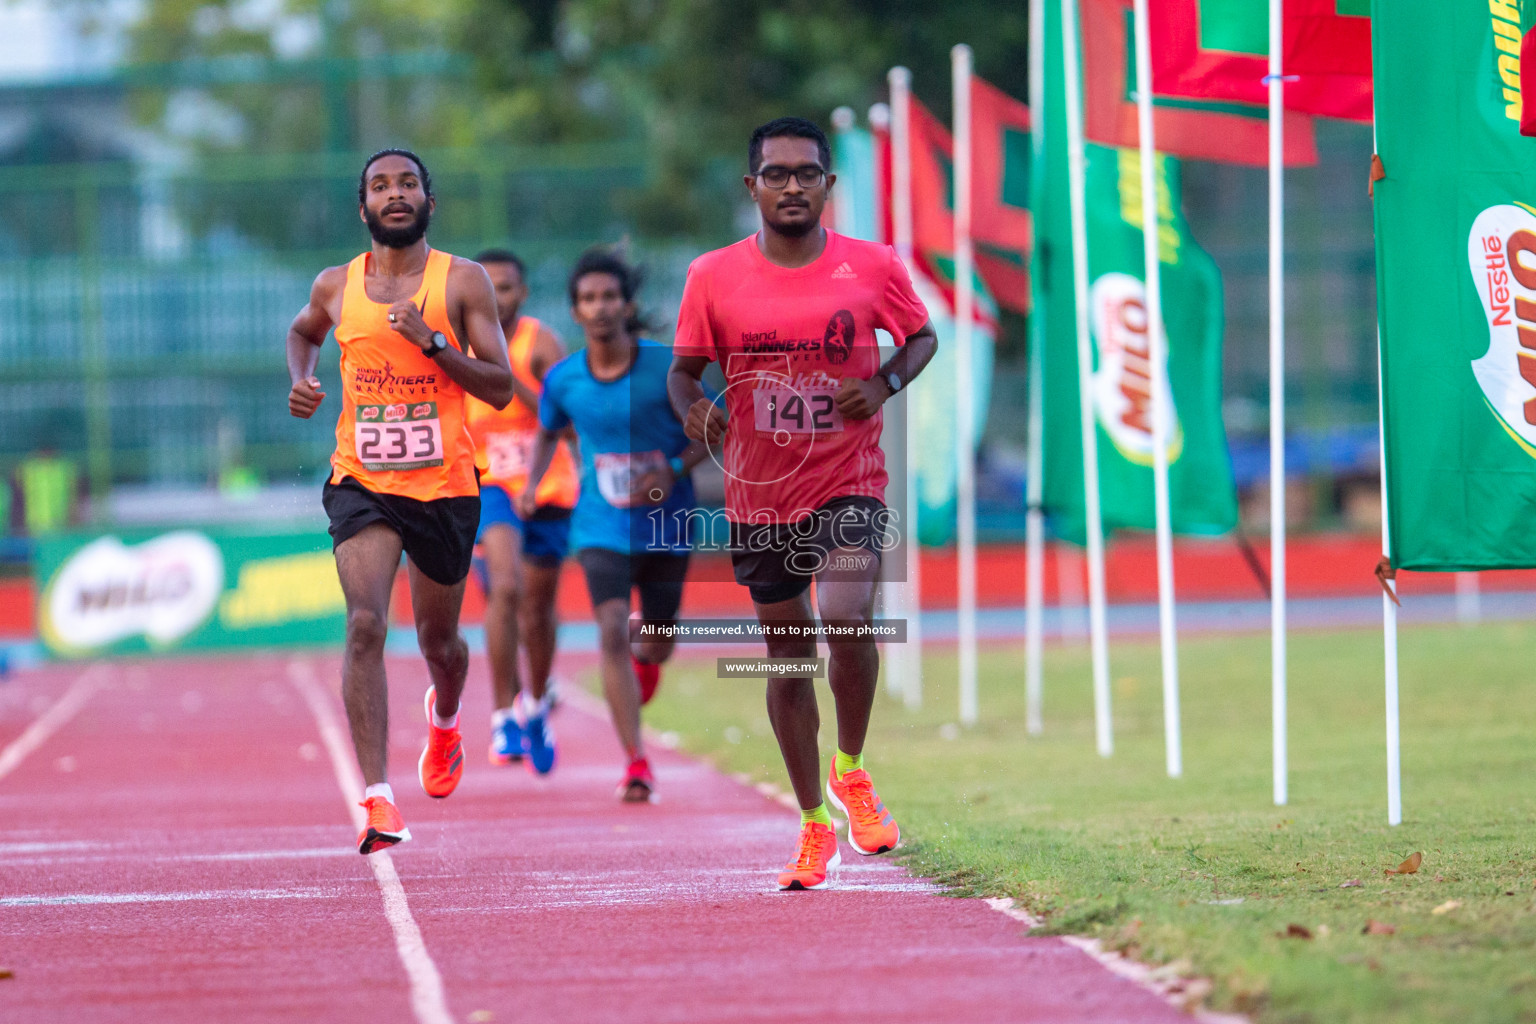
[971,77,1033,314]
[1080,0,1318,166]
[1149,0,1371,123]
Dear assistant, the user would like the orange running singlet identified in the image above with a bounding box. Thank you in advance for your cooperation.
[464,316,579,508]
[329,248,480,500]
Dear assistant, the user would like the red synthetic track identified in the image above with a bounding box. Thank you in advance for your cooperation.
[1,653,1198,1023]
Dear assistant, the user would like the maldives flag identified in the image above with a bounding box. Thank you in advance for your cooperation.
[906,96,1004,327]
[1150,0,1371,122]
[970,77,1033,313]
[1080,0,1318,166]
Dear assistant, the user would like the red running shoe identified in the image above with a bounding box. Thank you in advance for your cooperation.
[357,796,411,855]
[632,655,662,705]
[418,686,464,799]
[617,756,655,802]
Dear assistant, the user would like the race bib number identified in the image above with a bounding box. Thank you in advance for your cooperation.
[355,402,444,471]
[594,450,668,508]
[484,429,536,481]
[753,387,844,435]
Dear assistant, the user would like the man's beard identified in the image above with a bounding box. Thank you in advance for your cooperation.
[768,207,819,238]
[365,202,432,248]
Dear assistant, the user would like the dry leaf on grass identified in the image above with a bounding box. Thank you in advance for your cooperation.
[1279,923,1314,939]
[1431,900,1462,915]
[1363,919,1397,935]
[1385,852,1423,876]
[1339,879,1363,888]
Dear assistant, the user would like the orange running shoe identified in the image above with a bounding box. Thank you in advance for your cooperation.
[777,821,841,890]
[826,764,900,855]
[357,796,411,854]
[418,686,464,799]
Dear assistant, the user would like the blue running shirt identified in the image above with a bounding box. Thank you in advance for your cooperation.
[539,340,697,554]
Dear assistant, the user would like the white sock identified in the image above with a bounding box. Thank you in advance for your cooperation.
[431,706,459,730]
[491,706,513,726]
[364,782,395,804]
[523,692,551,718]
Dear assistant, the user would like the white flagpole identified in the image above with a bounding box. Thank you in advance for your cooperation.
[953,44,980,727]
[889,66,924,710]
[1455,572,1481,624]
[1024,0,1048,736]
[1372,108,1401,827]
[1131,0,1181,779]
[1061,0,1114,756]
[862,102,905,700]
[1268,0,1289,806]
[1378,339,1402,826]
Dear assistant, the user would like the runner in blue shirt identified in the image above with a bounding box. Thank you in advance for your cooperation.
[520,248,711,802]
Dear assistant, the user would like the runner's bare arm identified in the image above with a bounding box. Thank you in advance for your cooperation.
[286,267,344,419]
[668,354,727,444]
[516,428,561,519]
[529,324,568,382]
[834,320,939,421]
[388,260,514,408]
[503,323,566,411]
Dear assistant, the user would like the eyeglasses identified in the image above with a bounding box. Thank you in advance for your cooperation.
[757,164,826,189]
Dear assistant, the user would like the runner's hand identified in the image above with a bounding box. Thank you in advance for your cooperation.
[514,487,538,520]
[834,377,887,421]
[685,398,727,444]
[289,377,325,418]
[632,468,674,506]
[386,300,433,349]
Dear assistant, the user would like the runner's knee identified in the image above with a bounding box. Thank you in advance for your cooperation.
[345,608,388,656]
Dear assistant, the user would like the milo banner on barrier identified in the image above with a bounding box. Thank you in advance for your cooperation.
[1372,0,1536,570]
[34,528,346,658]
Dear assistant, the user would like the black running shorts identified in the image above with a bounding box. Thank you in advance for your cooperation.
[323,476,481,586]
[575,547,690,621]
[729,495,888,605]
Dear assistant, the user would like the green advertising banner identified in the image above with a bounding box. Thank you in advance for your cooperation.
[1034,0,1237,543]
[34,528,346,658]
[1372,0,1536,570]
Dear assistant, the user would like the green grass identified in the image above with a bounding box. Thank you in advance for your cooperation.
[624,623,1536,1024]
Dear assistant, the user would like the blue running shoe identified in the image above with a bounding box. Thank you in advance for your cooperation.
[489,712,524,766]
[523,709,557,775]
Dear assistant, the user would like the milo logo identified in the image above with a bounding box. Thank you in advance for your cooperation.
[359,407,381,421]
[1468,204,1536,453]
[384,404,408,423]
[1088,272,1182,465]
[411,403,433,419]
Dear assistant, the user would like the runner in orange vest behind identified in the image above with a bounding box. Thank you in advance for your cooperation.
[464,249,578,775]
[286,149,513,855]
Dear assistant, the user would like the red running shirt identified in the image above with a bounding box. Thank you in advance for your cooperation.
[673,231,929,523]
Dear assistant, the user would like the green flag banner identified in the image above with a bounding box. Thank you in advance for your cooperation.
[35,527,347,658]
[1035,0,1236,542]
[1373,0,1536,570]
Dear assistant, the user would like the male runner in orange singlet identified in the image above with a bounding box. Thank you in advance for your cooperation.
[669,118,937,889]
[286,149,513,854]
[464,249,577,774]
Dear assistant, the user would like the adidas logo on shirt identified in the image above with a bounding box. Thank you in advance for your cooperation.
[831,262,858,279]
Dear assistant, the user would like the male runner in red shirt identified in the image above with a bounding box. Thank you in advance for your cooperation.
[669,118,937,889]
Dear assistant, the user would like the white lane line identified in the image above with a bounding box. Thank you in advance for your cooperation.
[0,664,110,783]
[2,886,342,907]
[288,659,453,1024]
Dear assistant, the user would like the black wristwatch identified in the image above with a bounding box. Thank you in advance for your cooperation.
[424,331,448,357]
[883,371,903,396]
